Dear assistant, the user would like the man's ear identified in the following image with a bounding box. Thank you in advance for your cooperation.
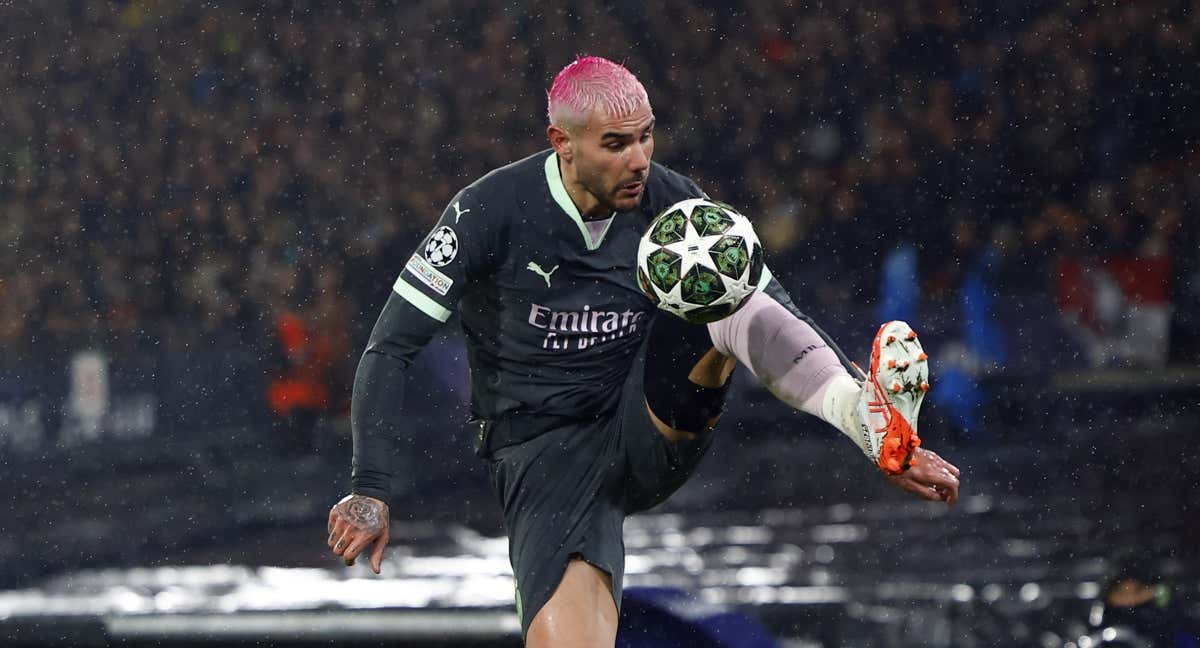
[548,124,573,163]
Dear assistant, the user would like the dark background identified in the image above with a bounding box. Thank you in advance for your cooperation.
[1,2,1197,646]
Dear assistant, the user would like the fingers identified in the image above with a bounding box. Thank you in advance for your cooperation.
[918,448,961,479]
[916,466,959,505]
[906,480,936,501]
[327,516,348,549]
[342,532,375,565]
[919,462,959,492]
[941,472,959,504]
[369,528,390,574]
[332,527,388,574]
[886,473,936,502]
[911,448,961,504]
[907,476,947,502]
[919,467,959,504]
[887,450,962,505]
[916,480,944,501]
[333,526,355,557]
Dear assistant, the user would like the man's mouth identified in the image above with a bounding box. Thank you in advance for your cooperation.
[619,180,644,195]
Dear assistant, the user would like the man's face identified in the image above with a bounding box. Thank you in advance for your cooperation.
[572,103,655,214]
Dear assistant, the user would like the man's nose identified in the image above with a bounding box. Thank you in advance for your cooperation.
[628,141,650,174]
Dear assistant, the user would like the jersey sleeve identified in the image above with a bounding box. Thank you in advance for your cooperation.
[391,190,500,323]
[350,189,504,504]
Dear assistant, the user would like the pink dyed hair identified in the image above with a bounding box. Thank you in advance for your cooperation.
[546,56,650,128]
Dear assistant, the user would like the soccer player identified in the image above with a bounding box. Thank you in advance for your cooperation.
[327,56,961,647]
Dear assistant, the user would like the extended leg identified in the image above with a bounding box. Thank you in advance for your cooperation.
[707,291,930,474]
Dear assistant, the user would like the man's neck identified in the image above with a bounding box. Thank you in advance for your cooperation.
[558,157,610,221]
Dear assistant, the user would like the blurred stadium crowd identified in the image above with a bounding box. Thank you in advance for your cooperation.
[2,0,1197,400]
[2,6,1199,644]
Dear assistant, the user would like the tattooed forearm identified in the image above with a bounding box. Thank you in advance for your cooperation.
[344,497,385,530]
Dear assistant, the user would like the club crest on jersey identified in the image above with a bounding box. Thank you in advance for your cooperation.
[425,226,458,267]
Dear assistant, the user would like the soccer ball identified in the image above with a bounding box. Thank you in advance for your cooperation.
[636,198,764,324]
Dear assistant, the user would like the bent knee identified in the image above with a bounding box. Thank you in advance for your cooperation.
[645,348,735,441]
[688,348,737,388]
[647,404,719,443]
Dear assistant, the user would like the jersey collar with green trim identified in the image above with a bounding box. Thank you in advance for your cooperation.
[544,152,615,251]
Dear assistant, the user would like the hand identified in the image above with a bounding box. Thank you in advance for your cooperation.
[885,447,961,505]
[327,494,390,573]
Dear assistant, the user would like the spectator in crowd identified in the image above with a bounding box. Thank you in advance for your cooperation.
[266,266,352,452]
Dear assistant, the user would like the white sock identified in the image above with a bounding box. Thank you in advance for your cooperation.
[821,373,868,456]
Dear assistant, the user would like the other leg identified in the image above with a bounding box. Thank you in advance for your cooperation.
[526,557,618,648]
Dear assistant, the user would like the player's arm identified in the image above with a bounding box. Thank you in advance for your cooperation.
[328,290,440,571]
[329,192,498,572]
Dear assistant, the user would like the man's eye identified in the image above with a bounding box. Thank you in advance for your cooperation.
[641,132,653,142]
[606,142,624,150]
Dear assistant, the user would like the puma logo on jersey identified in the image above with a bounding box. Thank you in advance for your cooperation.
[526,261,559,287]
[452,201,470,223]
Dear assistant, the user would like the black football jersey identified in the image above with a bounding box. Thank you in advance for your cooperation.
[350,150,837,501]
[394,149,728,420]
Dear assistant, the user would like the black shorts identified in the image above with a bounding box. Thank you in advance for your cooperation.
[485,342,717,637]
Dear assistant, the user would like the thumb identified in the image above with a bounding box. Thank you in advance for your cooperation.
[369,529,390,575]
